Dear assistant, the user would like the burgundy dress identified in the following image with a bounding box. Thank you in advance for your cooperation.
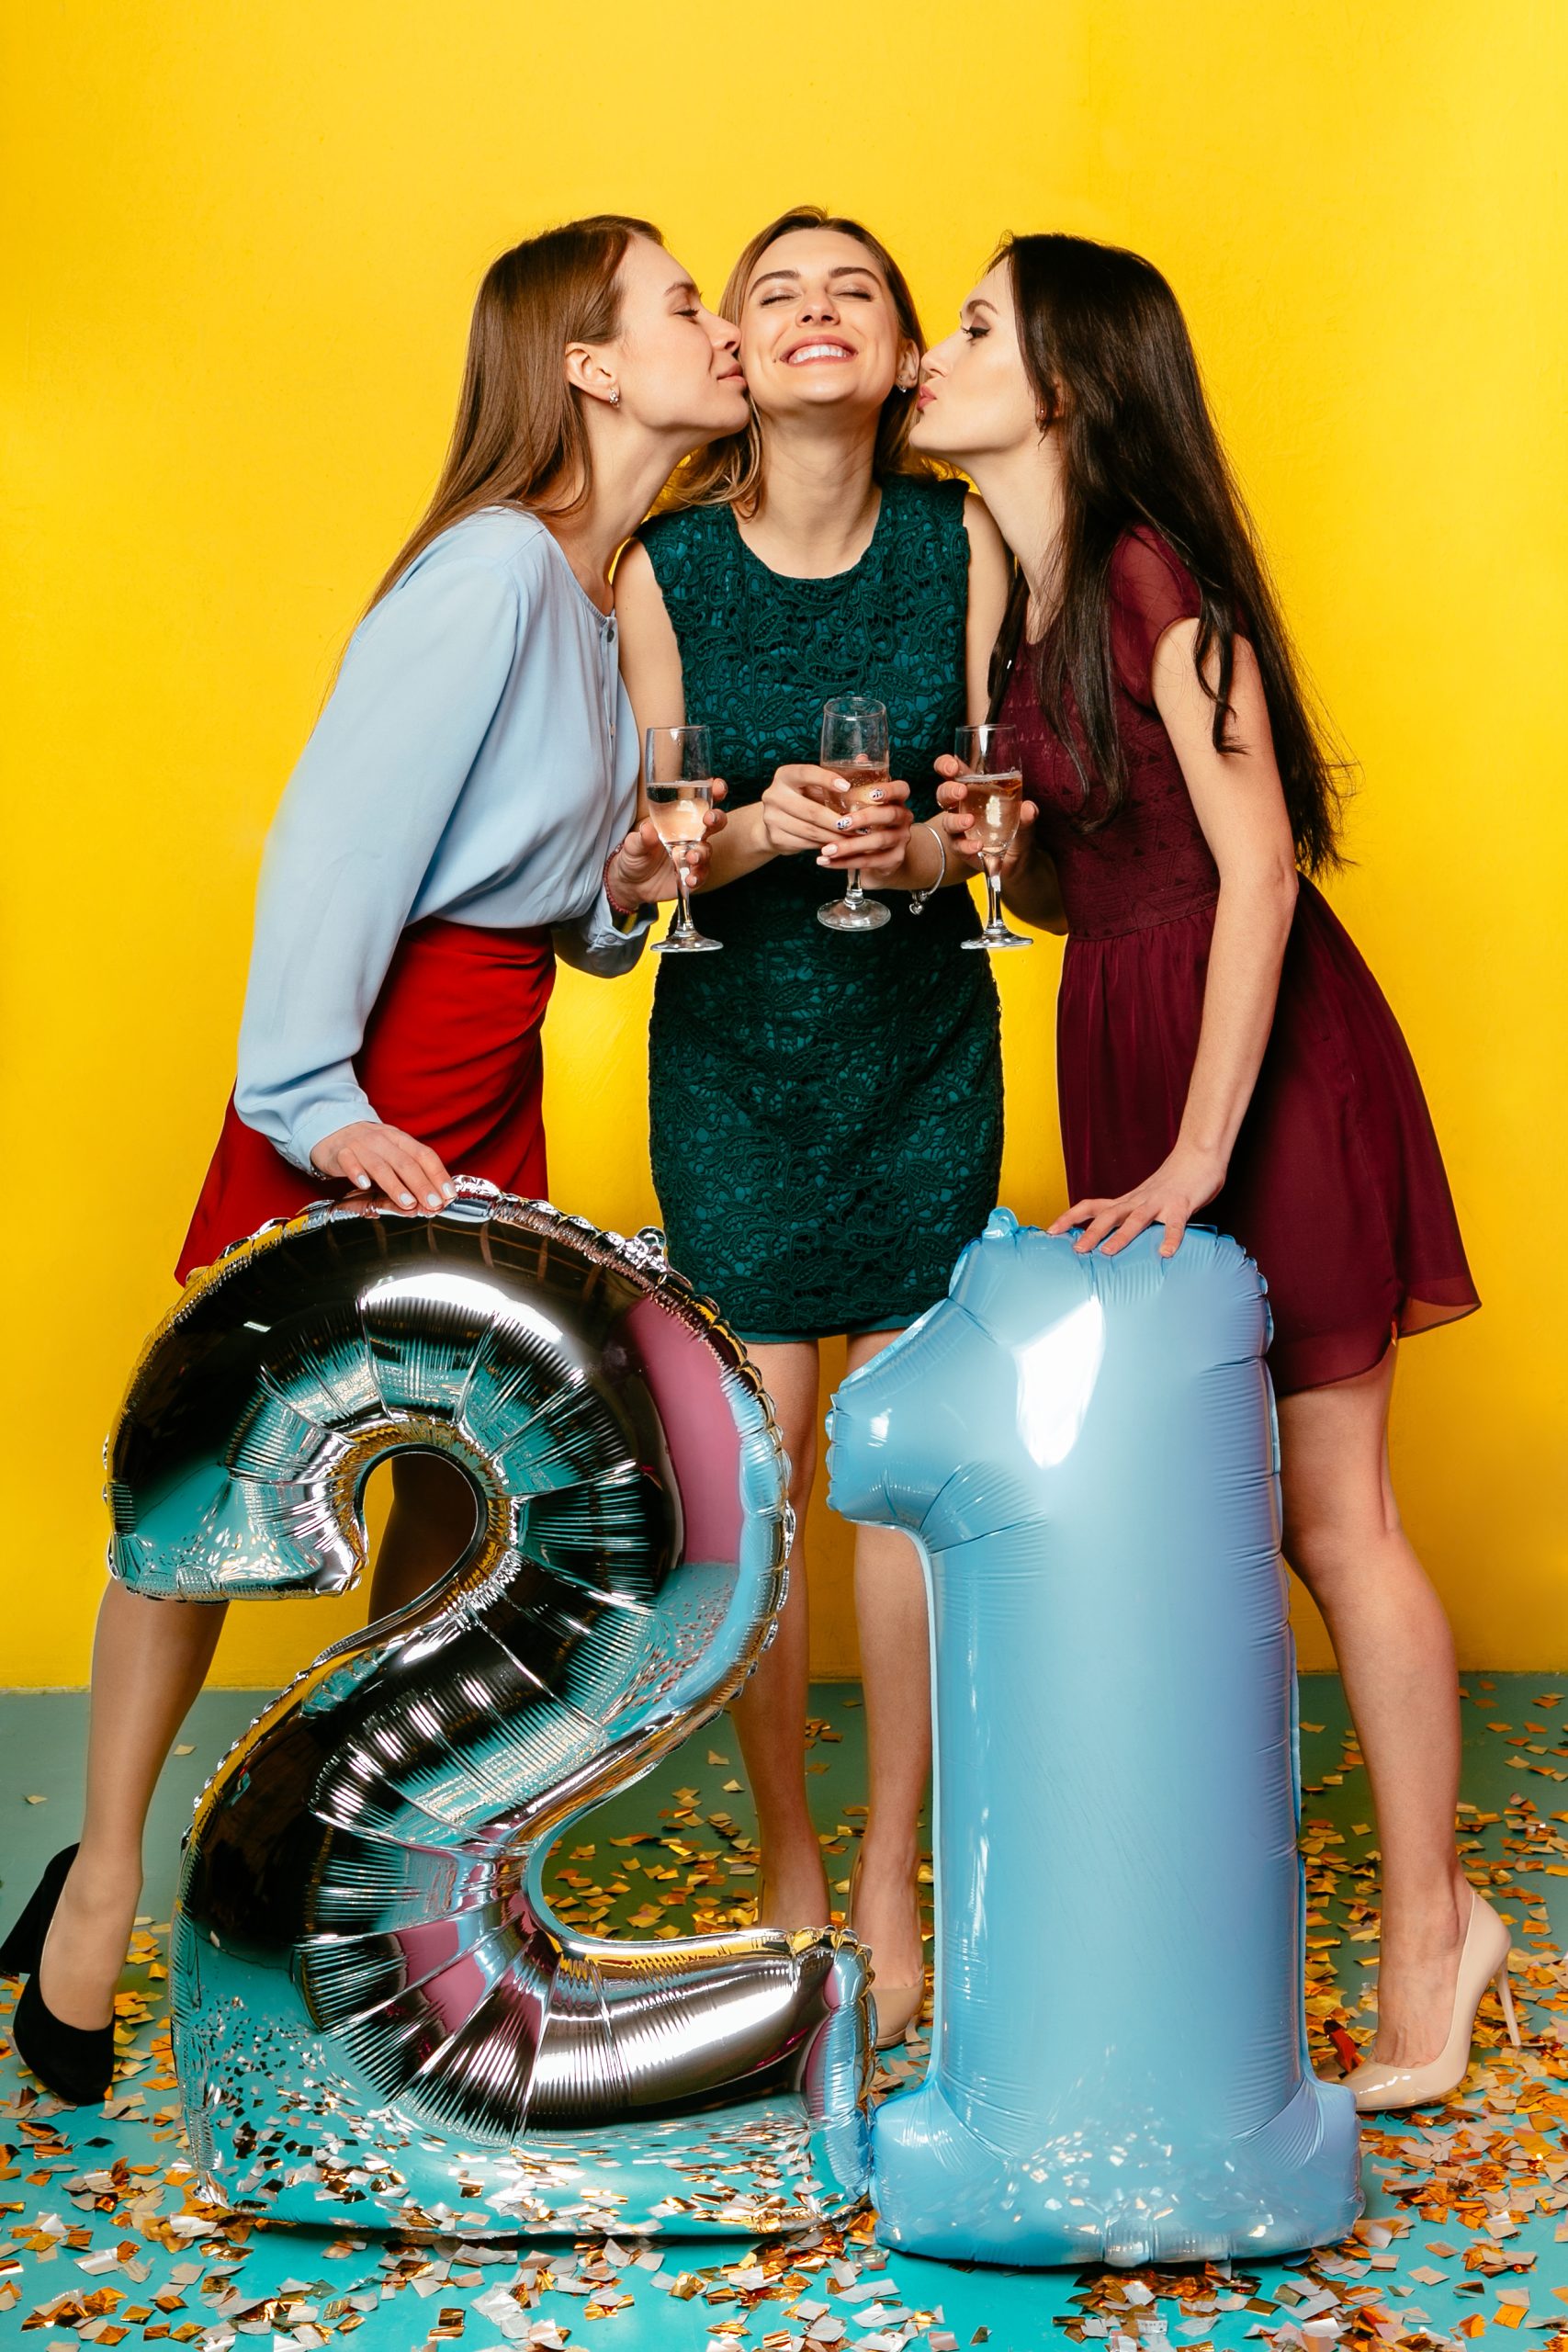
[1004,526,1479,1395]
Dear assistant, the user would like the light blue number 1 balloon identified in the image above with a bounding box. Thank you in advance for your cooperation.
[827,1211,1360,2267]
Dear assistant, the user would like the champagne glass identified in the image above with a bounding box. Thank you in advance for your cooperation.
[816,696,892,934]
[646,724,722,955]
[955,722,1032,953]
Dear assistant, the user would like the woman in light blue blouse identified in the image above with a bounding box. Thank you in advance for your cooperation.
[8,217,750,2106]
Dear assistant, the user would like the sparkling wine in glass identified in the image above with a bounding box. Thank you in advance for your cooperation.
[956,722,1032,954]
[817,696,892,933]
[646,724,722,955]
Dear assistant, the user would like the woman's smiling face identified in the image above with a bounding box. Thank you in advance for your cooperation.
[737,226,918,424]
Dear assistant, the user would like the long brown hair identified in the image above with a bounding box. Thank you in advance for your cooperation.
[664,205,938,515]
[367,214,660,611]
[1002,232,1347,874]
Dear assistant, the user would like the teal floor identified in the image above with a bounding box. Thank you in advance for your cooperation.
[4,1676,1568,2349]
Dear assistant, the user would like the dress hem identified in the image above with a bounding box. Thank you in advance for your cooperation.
[733,1317,919,1348]
[1270,1292,1480,1399]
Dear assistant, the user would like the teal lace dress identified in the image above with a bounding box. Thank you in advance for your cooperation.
[639,474,1003,1342]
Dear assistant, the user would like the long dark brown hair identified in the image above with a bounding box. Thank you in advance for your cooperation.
[367,214,660,612]
[664,204,938,515]
[1002,232,1346,873]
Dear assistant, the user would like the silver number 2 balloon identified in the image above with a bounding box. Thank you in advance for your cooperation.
[829,1212,1361,2267]
[107,1182,873,2237]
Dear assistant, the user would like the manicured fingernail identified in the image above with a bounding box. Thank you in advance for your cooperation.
[399,1191,415,1207]
[425,1192,442,1209]
[837,817,851,831]
[442,1182,456,1199]
[870,789,885,802]
[355,1173,370,1190]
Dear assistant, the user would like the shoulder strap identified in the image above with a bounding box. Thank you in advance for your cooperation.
[639,503,720,604]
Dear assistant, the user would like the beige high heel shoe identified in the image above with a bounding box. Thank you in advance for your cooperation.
[1343,1886,1520,2114]
[848,1849,925,2052]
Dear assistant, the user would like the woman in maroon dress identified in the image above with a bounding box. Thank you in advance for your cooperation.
[914,233,1486,2114]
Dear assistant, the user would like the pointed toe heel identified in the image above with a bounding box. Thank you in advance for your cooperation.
[11,1975,114,2106]
[0,1845,80,1975]
[1345,1888,1518,2115]
[1495,1957,1522,2050]
[869,1979,924,2052]
[2,1843,117,2107]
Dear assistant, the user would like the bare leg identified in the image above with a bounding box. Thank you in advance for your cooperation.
[1279,1343,1471,2066]
[844,1328,929,1991]
[370,1453,479,1621]
[731,1341,831,1931]
[38,1453,478,2033]
[39,1582,228,2029]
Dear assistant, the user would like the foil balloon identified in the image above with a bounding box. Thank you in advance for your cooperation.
[827,1210,1360,2268]
[107,1181,872,2237]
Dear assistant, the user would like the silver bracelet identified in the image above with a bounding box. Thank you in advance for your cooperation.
[908,820,948,916]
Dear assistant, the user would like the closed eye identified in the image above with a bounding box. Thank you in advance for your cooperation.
[760,288,875,306]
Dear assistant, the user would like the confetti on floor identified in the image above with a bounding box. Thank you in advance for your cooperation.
[3,1676,1567,2350]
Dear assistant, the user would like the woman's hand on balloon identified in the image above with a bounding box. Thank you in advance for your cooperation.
[934,755,1039,874]
[607,785,728,905]
[1048,1141,1228,1259]
[310,1122,457,1213]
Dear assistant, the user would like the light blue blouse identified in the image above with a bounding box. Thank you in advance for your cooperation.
[235,507,647,1173]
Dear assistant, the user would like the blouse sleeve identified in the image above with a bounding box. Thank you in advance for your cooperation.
[552,886,654,976]
[1108,527,1204,707]
[234,551,524,1173]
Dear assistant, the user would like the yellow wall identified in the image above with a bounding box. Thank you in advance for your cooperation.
[4,3,1563,1689]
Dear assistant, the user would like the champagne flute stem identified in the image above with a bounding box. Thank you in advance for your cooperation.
[844,868,864,907]
[986,867,1003,933]
[672,861,694,938]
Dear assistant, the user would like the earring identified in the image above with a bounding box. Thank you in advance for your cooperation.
[609,389,620,406]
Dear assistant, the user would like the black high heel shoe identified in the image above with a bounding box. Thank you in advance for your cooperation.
[0,1845,116,2105]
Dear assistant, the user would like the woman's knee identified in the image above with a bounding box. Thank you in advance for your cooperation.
[1282,1514,1356,1604]
[782,1428,818,1527]
[1282,1481,1410,1605]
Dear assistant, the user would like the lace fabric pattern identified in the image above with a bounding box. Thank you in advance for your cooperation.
[640,477,1003,1340]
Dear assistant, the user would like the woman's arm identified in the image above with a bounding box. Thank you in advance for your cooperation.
[616,539,774,889]
[236,553,525,1199]
[1049,624,1301,1256]
[871,493,1022,896]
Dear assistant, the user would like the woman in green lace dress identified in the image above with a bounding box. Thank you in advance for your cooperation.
[617,209,1010,2039]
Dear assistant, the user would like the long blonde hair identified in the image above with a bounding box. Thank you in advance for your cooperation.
[662,205,938,516]
[368,214,660,610]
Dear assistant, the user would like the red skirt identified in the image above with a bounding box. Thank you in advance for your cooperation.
[176,918,556,1283]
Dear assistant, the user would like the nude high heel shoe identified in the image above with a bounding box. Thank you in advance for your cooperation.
[1343,1886,1520,2114]
[848,1849,925,2052]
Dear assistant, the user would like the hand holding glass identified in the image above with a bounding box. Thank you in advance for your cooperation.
[817,697,892,934]
[955,723,1032,953]
[646,726,722,955]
